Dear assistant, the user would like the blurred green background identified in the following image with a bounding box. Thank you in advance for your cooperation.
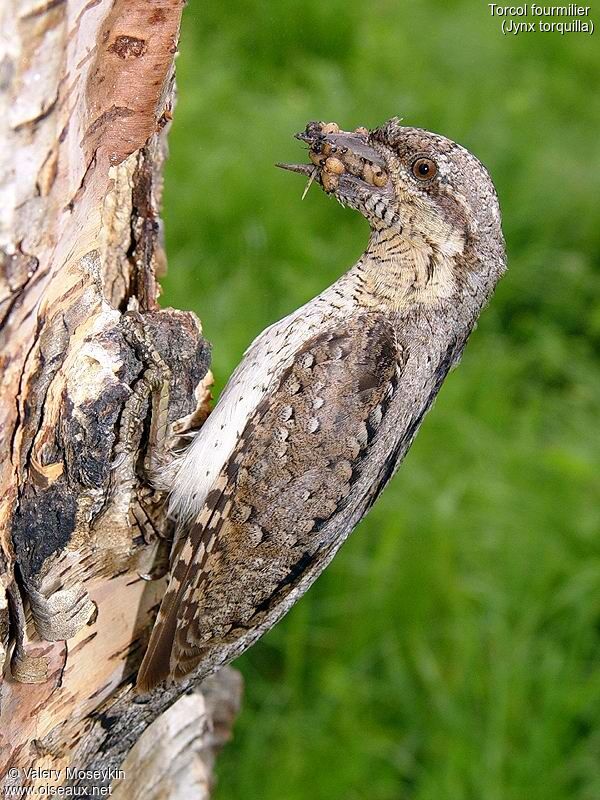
[161,2,600,798]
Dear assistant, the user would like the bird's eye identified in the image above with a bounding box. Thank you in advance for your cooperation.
[411,157,438,181]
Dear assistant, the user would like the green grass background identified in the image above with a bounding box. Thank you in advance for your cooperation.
[161,3,600,798]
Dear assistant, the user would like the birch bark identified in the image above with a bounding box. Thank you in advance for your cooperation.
[0,2,241,795]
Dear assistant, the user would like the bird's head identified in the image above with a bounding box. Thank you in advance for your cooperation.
[279,119,506,305]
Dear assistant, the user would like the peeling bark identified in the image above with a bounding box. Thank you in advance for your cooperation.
[0,1,241,794]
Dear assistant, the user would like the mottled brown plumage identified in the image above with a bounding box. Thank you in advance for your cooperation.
[137,118,506,692]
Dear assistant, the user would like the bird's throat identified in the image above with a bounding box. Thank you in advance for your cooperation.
[351,228,459,312]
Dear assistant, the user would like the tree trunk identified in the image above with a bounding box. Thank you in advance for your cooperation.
[0,1,242,795]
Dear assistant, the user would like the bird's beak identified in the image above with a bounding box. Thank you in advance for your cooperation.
[293,126,387,170]
[276,121,390,197]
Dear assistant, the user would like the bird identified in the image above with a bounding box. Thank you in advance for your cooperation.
[136,118,506,692]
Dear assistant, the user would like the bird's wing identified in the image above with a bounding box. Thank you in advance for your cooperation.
[137,312,404,691]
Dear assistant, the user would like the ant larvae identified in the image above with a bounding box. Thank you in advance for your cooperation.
[343,152,364,176]
[373,170,388,187]
[321,171,339,193]
[321,122,340,134]
[309,150,325,166]
[362,163,375,184]
[325,157,345,175]
[354,126,369,137]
